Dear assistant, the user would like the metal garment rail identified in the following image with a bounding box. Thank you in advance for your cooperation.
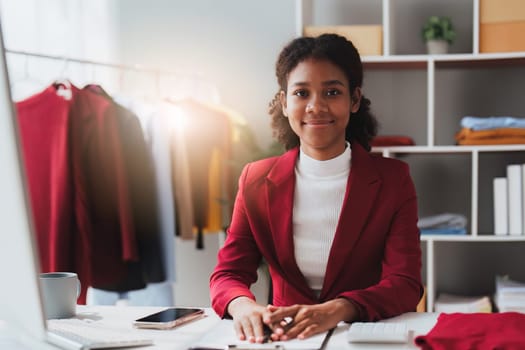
[5,48,218,100]
[5,48,205,78]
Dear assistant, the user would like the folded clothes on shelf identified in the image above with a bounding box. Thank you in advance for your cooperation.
[456,127,525,145]
[418,213,467,229]
[419,228,467,235]
[370,135,415,147]
[434,293,492,313]
[461,116,525,131]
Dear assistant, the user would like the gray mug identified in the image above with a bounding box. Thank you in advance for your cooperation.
[39,272,80,319]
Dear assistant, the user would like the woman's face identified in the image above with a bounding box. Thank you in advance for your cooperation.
[280,58,360,161]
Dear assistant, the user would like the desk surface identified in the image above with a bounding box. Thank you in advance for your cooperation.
[1,306,438,350]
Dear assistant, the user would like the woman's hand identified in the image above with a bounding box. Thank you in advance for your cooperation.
[265,298,359,341]
[227,297,273,343]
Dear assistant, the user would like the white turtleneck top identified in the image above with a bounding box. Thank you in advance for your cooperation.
[293,144,351,295]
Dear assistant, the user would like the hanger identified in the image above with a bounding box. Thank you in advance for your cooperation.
[53,57,72,100]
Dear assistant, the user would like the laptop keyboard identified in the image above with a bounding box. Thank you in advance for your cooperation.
[48,319,153,349]
[347,321,409,343]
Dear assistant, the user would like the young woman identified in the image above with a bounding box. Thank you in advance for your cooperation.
[210,33,422,342]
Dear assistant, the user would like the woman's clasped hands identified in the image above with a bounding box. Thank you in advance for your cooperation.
[228,297,356,343]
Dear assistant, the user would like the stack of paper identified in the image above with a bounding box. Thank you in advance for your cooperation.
[434,293,492,313]
[495,275,525,313]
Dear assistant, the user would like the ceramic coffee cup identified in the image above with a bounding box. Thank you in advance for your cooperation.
[39,272,80,319]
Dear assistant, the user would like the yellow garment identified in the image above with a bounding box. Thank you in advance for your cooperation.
[456,127,525,145]
[195,101,248,230]
[205,149,223,233]
[175,99,232,237]
[167,98,249,238]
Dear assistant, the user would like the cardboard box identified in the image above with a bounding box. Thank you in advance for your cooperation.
[480,21,525,53]
[303,25,383,56]
[480,0,525,23]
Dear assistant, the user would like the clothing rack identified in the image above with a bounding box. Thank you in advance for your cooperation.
[6,48,220,103]
[7,48,224,252]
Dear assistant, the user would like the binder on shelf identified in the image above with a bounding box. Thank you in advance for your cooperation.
[521,164,525,234]
[493,177,508,235]
[507,164,522,235]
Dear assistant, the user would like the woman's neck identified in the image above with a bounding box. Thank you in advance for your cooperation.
[300,141,348,161]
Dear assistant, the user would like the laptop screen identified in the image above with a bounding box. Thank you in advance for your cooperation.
[0,18,48,342]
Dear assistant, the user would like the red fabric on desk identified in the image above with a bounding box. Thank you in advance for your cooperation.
[415,312,525,350]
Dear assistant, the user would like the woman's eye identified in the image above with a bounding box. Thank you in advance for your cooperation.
[293,90,308,97]
[326,89,341,96]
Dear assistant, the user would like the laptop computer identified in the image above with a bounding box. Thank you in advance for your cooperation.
[0,18,152,350]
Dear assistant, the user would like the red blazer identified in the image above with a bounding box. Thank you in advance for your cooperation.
[210,142,423,321]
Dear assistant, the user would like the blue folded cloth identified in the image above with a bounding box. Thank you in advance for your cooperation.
[418,213,467,229]
[420,228,467,235]
[461,116,525,131]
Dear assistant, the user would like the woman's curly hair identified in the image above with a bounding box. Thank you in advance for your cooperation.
[269,33,378,151]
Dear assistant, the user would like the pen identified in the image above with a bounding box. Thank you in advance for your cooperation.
[280,317,293,331]
[188,344,285,350]
[262,316,294,343]
[262,324,272,343]
[228,345,284,350]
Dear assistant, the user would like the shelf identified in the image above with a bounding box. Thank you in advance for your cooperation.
[421,235,525,242]
[362,52,525,69]
[373,145,525,154]
[298,0,525,313]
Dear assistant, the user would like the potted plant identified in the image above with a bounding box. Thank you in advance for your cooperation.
[422,16,456,54]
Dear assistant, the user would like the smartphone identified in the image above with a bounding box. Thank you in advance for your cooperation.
[133,307,205,329]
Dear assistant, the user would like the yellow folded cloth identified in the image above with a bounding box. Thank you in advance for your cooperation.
[456,127,525,145]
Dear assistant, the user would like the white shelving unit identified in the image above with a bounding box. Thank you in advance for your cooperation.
[296,0,525,312]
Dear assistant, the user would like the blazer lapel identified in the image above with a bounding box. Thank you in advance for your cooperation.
[320,143,382,299]
[266,148,313,296]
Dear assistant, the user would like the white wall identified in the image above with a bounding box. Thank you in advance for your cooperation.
[0,0,295,307]
[1,0,295,146]
[0,0,120,100]
[112,0,295,307]
[113,0,295,149]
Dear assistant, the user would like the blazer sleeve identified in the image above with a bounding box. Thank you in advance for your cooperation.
[209,163,263,318]
[338,163,423,321]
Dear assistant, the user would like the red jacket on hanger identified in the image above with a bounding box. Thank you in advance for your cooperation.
[16,86,75,274]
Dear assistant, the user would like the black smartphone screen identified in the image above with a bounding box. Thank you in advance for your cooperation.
[135,308,203,323]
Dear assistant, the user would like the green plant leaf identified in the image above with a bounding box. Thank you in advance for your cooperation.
[421,15,456,44]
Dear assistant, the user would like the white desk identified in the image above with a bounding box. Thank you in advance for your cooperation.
[1,306,439,350]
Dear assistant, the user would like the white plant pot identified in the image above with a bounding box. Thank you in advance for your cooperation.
[426,40,449,55]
